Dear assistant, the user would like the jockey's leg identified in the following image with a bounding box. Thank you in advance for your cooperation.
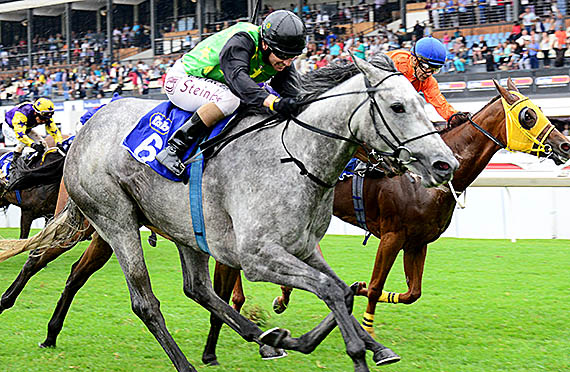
[155,111,210,176]
[155,103,225,176]
[157,69,239,176]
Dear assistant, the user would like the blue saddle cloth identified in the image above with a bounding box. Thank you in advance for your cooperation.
[122,101,232,181]
[0,152,14,178]
[339,158,359,180]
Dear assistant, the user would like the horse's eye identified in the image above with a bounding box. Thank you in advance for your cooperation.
[519,107,537,130]
[390,103,405,113]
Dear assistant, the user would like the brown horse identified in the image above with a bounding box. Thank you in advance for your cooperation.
[1,80,569,364]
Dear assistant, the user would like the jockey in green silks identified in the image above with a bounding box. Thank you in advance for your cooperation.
[156,10,307,176]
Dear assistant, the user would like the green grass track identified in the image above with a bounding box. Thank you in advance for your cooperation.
[0,228,568,371]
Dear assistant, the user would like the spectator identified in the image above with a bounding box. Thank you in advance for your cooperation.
[329,40,341,57]
[519,7,537,33]
[517,45,531,70]
[453,46,467,72]
[516,29,532,46]
[351,39,366,59]
[485,50,496,71]
[539,32,554,67]
[553,25,567,67]
[527,39,540,69]
[508,21,522,42]
[413,21,425,40]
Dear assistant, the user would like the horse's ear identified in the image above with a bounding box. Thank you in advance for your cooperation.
[493,79,518,105]
[352,55,379,83]
[506,77,519,93]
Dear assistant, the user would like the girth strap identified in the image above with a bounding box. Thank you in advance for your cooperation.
[351,174,372,245]
[189,152,211,255]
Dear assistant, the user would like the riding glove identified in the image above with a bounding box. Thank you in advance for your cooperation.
[448,112,470,127]
[272,97,300,118]
[31,142,45,155]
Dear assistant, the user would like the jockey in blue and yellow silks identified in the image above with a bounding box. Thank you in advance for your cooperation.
[3,98,63,159]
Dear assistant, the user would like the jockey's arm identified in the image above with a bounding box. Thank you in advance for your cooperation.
[11,112,35,147]
[422,77,457,121]
[220,32,276,108]
[45,118,63,145]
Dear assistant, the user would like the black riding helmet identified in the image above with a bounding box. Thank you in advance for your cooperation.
[261,10,306,58]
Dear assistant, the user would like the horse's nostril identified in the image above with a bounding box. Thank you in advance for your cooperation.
[434,161,450,172]
[561,142,570,152]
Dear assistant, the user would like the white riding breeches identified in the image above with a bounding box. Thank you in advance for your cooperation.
[2,126,45,153]
[164,60,241,116]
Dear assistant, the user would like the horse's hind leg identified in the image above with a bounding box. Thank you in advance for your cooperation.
[40,233,113,348]
[177,246,264,345]
[0,247,68,314]
[202,261,241,366]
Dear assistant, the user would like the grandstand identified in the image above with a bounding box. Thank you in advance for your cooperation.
[0,0,567,111]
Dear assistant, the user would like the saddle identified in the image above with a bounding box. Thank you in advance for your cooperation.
[6,149,65,191]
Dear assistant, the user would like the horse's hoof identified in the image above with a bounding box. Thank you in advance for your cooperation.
[38,341,55,349]
[259,327,291,347]
[272,297,287,314]
[259,344,288,360]
[201,354,219,366]
[373,348,400,366]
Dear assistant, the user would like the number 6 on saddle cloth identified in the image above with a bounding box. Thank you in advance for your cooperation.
[123,101,235,182]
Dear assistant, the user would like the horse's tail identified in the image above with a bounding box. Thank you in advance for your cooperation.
[0,199,90,263]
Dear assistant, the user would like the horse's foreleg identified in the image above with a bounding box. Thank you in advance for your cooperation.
[362,232,404,336]
[19,210,33,239]
[0,247,68,314]
[40,233,113,348]
[397,244,427,304]
[284,250,400,366]
[242,249,372,372]
[202,262,241,366]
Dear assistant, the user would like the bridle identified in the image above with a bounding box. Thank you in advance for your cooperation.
[280,70,440,188]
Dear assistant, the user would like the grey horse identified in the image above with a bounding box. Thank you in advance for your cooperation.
[49,56,458,372]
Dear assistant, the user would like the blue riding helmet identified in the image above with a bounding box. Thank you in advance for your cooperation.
[411,37,447,67]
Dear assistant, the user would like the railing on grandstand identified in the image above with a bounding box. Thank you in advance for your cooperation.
[0,40,152,71]
[428,1,568,30]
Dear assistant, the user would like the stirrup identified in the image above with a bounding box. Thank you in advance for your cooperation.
[156,147,186,176]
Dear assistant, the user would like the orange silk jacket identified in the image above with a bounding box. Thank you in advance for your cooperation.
[386,49,457,121]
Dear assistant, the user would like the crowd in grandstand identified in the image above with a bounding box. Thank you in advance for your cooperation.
[0,1,568,104]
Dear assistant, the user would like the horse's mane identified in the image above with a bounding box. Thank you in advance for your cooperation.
[438,95,501,135]
[236,54,398,121]
[297,53,397,102]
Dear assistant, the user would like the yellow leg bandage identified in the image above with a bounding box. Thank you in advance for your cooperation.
[378,290,399,303]
[362,311,375,333]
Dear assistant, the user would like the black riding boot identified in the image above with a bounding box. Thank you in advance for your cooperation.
[155,113,208,176]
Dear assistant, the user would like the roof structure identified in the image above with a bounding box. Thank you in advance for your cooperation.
[0,0,146,22]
